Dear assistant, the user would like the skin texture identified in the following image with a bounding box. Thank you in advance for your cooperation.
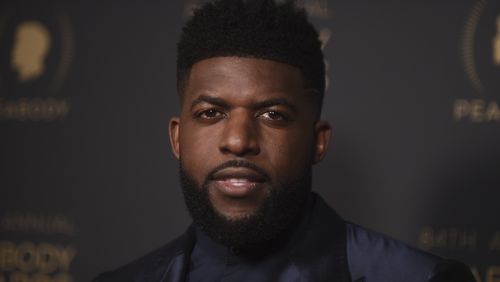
[169,57,331,221]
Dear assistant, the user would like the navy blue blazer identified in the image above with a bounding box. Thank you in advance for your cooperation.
[94,194,475,282]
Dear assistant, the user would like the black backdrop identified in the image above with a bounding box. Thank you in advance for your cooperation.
[1,0,499,281]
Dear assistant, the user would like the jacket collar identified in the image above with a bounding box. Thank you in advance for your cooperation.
[157,193,353,282]
[141,226,195,282]
[286,193,352,282]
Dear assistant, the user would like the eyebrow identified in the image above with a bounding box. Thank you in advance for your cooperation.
[190,95,230,111]
[250,98,297,113]
[190,94,297,113]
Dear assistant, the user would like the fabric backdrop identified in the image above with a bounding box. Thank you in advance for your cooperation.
[1,0,499,281]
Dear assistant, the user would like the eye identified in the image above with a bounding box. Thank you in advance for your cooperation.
[198,109,224,119]
[259,111,287,121]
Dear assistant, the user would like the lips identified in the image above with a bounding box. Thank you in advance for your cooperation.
[210,167,267,197]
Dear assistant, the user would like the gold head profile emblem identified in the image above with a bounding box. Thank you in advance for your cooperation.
[494,15,500,66]
[10,21,52,82]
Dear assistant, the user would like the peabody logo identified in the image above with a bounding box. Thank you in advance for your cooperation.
[495,16,500,65]
[454,0,500,122]
[11,21,51,82]
[0,5,74,122]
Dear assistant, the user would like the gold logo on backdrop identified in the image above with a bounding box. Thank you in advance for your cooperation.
[456,0,500,122]
[11,21,51,82]
[494,15,500,65]
[462,0,487,93]
[0,212,77,282]
[0,7,75,122]
[418,226,500,282]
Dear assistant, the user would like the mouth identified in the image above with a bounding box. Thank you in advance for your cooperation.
[210,167,268,198]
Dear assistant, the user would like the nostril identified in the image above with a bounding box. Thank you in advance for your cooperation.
[219,131,260,156]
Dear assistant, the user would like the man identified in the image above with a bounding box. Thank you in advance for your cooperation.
[95,0,475,281]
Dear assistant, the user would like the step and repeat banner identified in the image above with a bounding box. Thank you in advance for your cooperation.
[1,0,499,281]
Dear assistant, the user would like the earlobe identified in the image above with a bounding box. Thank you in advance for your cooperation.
[313,120,332,164]
[169,117,181,160]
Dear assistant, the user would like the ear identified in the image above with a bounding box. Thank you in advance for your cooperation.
[169,117,181,160]
[313,120,332,164]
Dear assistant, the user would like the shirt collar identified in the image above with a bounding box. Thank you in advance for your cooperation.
[159,192,352,282]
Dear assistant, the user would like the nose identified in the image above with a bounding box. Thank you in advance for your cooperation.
[219,110,260,157]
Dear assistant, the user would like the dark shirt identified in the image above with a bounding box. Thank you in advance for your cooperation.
[187,197,315,282]
[187,227,301,282]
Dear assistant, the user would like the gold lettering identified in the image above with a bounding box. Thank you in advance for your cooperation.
[453,99,500,122]
[54,273,73,282]
[435,228,447,248]
[0,272,75,282]
[490,232,500,251]
[417,226,476,250]
[417,226,434,250]
[4,101,16,119]
[16,242,36,273]
[0,98,70,121]
[448,228,459,248]
[54,245,77,272]
[0,241,77,273]
[51,215,74,235]
[30,214,45,234]
[30,98,44,121]
[31,273,52,282]
[467,231,478,249]
[0,212,75,236]
[36,243,59,274]
[487,266,500,282]
[485,102,500,121]
[10,271,30,282]
[470,99,485,122]
[0,241,17,271]
[17,98,29,121]
[494,15,500,65]
[453,99,470,121]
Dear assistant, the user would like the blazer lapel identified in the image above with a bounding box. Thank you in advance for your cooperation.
[147,225,196,282]
[160,251,188,282]
[288,193,353,282]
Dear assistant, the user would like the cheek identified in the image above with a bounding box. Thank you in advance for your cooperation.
[261,127,315,178]
[179,125,220,183]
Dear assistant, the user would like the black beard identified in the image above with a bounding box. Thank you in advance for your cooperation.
[180,160,311,251]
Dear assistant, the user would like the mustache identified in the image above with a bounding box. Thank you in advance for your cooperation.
[207,160,270,182]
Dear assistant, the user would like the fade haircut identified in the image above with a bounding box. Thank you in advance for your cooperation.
[176,0,325,110]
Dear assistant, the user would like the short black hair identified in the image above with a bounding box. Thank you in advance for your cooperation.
[177,0,325,109]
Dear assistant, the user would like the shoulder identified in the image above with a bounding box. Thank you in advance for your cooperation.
[93,234,188,282]
[346,223,475,282]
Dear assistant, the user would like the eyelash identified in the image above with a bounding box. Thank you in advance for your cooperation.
[195,109,289,123]
[197,109,225,119]
[258,111,287,121]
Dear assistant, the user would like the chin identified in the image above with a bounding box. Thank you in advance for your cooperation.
[212,202,261,221]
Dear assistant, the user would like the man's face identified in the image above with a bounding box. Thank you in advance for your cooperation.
[170,57,330,231]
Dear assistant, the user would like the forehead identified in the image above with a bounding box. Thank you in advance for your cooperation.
[182,57,305,102]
